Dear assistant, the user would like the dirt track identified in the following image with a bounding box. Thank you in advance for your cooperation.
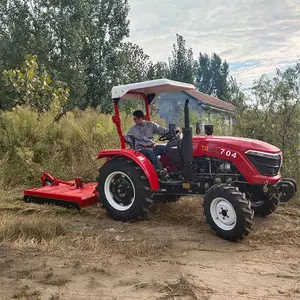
[1,192,300,300]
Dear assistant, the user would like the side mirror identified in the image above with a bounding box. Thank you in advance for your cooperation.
[196,122,201,135]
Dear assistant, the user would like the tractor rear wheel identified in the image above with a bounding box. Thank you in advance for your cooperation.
[203,184,254,242]
[96,157,154,221]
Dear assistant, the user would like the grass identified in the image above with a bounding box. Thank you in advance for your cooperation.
[0,106,167,189]
[131,272,213,300]
[12,286,41,300]
[249,212,300,246]
[0,106,119,188]
[0,187,175,256]
[39,275,70,287]
[1,105,300,252]
[1,190,300,300]
[158,273,199,300]
[151,196,204,227]
[0,214,66,242]
[0,189,172,258]
[1,187,300,260]
[49,295,60,300]
[0,187,68,243]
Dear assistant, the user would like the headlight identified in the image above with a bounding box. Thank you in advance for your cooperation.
[245,150,281,160]
[245,150,282,176]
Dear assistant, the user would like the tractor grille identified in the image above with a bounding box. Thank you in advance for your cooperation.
[246,151,281,176]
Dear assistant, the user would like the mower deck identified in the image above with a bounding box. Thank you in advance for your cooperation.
[23,173,99,209]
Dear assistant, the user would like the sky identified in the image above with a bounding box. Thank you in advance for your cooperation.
[127,0,300,88]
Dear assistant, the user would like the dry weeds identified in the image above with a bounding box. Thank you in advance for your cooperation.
[130,273,213,300]
[0,189,174,259]
[1,188,300,262]
[0,213,66,242]
[158,273,199,300]
[247,204,300,246]
[12,286,41,300]
[0,191,172,259]
[45,233,171,259]
[48,294,60,300]
[1,190,300,300]
[151,197,204,227]
[39,275,70,287]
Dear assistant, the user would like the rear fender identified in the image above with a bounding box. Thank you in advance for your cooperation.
[97,149,160,191]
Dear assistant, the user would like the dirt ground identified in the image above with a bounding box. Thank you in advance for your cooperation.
[1,189,300,300]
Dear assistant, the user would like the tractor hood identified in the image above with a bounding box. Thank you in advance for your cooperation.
[192,136,281,154]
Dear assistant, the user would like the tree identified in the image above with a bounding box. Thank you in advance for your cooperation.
[0,0,34,110]
[226,76,246,109]
[168,34,197,84]
[196,53,211,94]
[147,61,170,80]
[113,42,150,85]
[233,62,300,178]
[2,54,69,117]
[0,0,131,113]
[82,0,130,112]
[112,42,152,115]
[196,52,231,100]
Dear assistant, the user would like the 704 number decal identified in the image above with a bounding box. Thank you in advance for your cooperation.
[220,148,237,159]
[201,145,237,159]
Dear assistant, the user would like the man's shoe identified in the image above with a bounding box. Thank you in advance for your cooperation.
[157,168,169,180]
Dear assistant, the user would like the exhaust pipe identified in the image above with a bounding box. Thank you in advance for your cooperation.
[182,99,193,180]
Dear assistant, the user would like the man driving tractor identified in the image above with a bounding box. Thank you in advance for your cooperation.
[125,110,180,174]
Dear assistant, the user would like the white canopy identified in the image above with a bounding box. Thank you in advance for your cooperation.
[111,78,196,100]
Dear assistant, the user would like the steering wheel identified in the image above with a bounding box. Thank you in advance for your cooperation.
[158,132,171,141]
[158,129,180,142]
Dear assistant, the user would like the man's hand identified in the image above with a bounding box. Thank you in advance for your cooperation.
[151,142,157,148]
[176,127,181,133]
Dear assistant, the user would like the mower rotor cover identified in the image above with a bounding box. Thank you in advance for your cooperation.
[23,172,99,209]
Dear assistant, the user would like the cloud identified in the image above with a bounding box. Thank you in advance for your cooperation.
[127,0,300,86]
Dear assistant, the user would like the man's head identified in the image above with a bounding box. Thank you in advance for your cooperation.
[133,110,145,125]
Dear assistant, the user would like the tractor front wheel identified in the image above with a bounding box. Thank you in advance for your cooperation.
[203,184,254,242]
[96,157,154,221]
[249,191,279,217]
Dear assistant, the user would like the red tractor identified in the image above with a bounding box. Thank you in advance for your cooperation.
[24,79,297,241]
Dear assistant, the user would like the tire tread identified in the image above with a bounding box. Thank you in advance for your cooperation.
[96,157,153,221]
[203,184,255,242]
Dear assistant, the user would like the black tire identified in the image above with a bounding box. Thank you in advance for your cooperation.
[203,184,254,242]
[96,157,154,221]
[283,178,297,193]
[250,192,279,217]
[153,195,181,203]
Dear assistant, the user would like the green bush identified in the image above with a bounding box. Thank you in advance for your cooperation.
[233,107,300,181]
[175,107,232,136]
[0,106,125,187]
[0,105,166,188]
[233,63,300,181]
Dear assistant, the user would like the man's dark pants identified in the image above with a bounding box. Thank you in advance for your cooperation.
[139,145,167,170]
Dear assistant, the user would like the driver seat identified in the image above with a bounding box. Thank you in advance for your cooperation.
[126,136,165,166]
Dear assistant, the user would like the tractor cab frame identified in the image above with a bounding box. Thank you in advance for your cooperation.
[110,79,196,149]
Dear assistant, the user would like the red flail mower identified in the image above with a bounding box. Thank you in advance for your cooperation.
[24,79,297,241]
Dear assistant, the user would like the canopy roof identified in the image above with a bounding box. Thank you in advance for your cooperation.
[111,78,196,101]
